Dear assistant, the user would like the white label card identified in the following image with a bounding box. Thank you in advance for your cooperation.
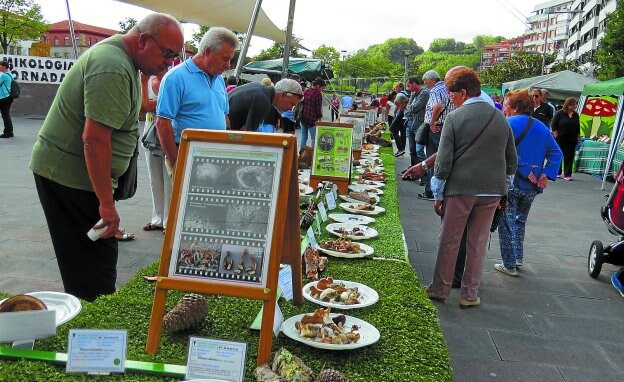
[318,201,328,222]
[273,304,284,338]
[66,329,127,374]
[278,265,293,301]
[315,212,322,235]
[325,192,336,210]
[306,227,318,249]
[186,337,247,382]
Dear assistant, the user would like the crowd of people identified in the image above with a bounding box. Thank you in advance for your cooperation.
[23,12,587,307]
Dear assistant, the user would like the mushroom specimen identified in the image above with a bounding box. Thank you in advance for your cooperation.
[582,98,618,137]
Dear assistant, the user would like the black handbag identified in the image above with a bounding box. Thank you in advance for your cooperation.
[113,140,139,201]
[414,122,429,145]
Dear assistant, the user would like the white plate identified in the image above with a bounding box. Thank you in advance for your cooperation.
[355,167,385,174]
[339,194,380,205]
[281,313,380,350]
[339,203,385,215]
[348,185,384,195]
[298,176,309,185]
[359,158,384,166]
[328,213,376,225]
[0,291,81,327]
[360,152,379,157]
[302,280,379,309]
[351,180,385,188]
[317,242,374,258]
[298,184,313,196]
[326,223,378,240]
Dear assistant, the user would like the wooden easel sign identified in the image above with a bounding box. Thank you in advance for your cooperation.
[339,114,365,160]
[146,130,301,366]
[309,122,353,194]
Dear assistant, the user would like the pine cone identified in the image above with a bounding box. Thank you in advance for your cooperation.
[162,293,208,333]
[315,369,349,382]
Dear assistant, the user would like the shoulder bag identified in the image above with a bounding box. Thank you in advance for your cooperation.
[490,116,534,232]
[113,138,139,201]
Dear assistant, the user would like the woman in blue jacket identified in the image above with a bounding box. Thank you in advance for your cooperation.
[494,89,563,277]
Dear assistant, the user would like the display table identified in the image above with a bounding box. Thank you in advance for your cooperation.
[576,140,624,176]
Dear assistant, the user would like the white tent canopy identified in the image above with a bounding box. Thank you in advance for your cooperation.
[115,0,286,43]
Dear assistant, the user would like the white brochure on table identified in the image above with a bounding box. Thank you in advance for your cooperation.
[186,337,247,382]
[66,329,127,374]
[318,201,328,222]
[325,192,337,210]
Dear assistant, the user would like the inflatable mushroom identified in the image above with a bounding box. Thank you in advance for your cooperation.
[582,98,618,137]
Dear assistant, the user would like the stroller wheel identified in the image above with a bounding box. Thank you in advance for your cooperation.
[588,240,604,278]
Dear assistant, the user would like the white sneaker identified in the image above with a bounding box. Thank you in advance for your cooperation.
[516,259,523,267]
[494,263,518,277]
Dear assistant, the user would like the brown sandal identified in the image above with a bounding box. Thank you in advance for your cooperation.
[143,223,164,231]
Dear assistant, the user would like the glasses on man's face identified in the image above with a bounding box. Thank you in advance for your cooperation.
[147,35,179,60]
[286,92,304,101]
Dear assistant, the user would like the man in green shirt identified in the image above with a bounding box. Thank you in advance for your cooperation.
[29,13,184,301]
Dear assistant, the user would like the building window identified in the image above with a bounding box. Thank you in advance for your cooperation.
[54,37,59,46]
[88,37,91,46]
[64,36,69,46]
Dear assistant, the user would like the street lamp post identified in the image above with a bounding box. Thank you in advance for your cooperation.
[403,50,412,84]
[340,50,347,93]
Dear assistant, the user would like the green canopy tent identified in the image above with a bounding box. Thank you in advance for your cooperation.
[578,77,624,189]
[481,85,502,96]
[502,70,598,102]
[243,58,333,82]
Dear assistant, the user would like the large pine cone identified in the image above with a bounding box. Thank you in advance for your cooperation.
[162,293,208,333]
[315,369,349,382]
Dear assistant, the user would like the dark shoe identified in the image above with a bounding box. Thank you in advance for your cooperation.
[420,180,427,186]
[612,272,624,298]
[417,192,435,201]
[452,282,461,289]
[0,133,13,138]
[394,150,405,157]
[459,297,481,309]
[425,288,446,303]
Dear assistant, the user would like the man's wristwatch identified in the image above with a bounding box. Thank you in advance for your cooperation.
[421,161,428,171]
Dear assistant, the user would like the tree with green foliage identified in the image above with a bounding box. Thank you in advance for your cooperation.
[312,44,340,68]
[366,37,424,63]
[472,35,505,49]
[595,0,624,80]
[429,38,466,52]
[549,59,581,74]
[253,36,305,61]
[412,50,481,79]
[479,51,556,88]
[0,0,47,53]
[118,17,137,34]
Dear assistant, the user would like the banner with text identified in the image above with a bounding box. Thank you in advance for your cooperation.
[0,55,76,84]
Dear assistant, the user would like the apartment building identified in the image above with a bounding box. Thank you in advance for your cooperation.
[523,0,575,59]
[479,37,526,71]
[566,0,618,62]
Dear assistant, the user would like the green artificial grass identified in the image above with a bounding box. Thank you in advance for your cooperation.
[0,138,452,382]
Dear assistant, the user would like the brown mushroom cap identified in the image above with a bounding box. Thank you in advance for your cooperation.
[582,98,618,117]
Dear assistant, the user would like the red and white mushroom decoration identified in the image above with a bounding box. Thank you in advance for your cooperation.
[582,98,618,137]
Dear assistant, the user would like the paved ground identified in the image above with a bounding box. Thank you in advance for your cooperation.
[3,116,624,381]
[395,150,624,381]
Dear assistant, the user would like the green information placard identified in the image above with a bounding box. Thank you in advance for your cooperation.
[311,125,353,178]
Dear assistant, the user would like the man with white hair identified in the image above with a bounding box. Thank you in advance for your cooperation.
[156,26,239,169]
[228,79,303,131]
[418,69,455,200]
[29,13,184,301]
[540,88,556,115]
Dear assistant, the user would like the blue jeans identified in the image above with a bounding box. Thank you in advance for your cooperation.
[300,123,315,151]
[497,188,539,269]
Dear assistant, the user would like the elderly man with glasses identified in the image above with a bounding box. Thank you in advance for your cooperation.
[227,79,303,132]
[156,27,240,170]
[29,13,184,301]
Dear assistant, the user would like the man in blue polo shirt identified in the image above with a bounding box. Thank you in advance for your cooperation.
[156,27,239,169]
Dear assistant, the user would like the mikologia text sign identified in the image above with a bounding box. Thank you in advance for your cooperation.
[1,55,76,84]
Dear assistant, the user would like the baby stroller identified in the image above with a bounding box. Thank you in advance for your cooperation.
[588,161,624,278]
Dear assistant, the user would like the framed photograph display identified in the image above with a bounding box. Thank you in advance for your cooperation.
[310,123,353,194]
[146,130,301,366]
[348,110,369,132]
[339,114,365,160]
[169,143,281,287]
